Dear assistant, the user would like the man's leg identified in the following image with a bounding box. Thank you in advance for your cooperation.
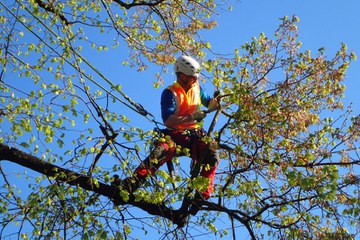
[188,141,219,215]
[192,139,220,200]
[121,140,176,193]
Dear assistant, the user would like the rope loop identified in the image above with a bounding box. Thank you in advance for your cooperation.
[134,103,148,116]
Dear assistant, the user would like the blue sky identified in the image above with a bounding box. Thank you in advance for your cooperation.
[106,0,360,132]
[208,0,360,111]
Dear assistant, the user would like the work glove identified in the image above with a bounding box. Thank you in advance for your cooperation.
[213,90,221,99]
[191,111,207,121]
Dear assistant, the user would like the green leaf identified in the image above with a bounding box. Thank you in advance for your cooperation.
[20,142,30,148]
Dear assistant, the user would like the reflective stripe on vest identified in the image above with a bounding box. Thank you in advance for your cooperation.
[168,82,202,129]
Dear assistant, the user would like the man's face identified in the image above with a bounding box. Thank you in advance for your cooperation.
[178,72,198,87]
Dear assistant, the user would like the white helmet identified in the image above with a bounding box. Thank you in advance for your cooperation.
[174,55,200,77]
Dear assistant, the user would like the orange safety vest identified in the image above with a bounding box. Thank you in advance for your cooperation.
[167,81,202,130]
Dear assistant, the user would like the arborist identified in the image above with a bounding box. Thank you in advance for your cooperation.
[118,55,221,208]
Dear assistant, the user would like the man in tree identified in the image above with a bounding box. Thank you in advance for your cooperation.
[118,55,220,208]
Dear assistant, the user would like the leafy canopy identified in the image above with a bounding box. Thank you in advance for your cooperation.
[0,0,359,239]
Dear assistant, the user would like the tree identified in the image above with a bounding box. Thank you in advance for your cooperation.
[0,0,359,239]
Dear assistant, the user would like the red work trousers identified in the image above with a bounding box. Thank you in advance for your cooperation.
[134,129,219,199]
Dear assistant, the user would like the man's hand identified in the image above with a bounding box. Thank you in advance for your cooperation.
[207,90,221,112]
[213,90,221,99]
[191,111,207,121]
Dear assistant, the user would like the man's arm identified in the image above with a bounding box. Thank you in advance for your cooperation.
[164,114,196,128]
[207,99,220,112]
[201,88,220,112]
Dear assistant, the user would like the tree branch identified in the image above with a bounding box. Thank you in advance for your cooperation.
[0,143,190,226]
[34,0,71,25]
[112,0,166,9]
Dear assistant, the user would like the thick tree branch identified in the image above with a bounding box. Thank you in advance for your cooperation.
[112,0,166,9]
[0,143,189,226]
[0,143,114,195]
